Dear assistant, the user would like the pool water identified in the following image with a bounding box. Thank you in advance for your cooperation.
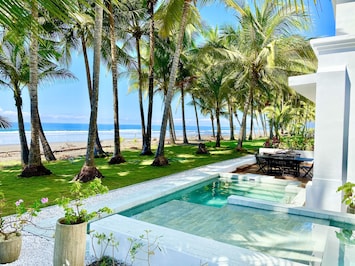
[179,174,301,207]
[120,174,355,265]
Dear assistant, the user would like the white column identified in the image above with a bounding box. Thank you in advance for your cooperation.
[306,65,350,212]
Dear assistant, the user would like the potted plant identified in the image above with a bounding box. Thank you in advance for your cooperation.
[336,229,355,245]
[0,192,48,263]
[337,182,355,214]
[53,178,112,266]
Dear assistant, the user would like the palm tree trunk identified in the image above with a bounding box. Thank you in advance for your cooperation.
[181,84,188,144]
[74,2,104,182]
[248,94,254,140]
[216,106,221,147]
[37,114,56,161]
[228,101,235,140]
[81,29,106,158]
[108,0,125,165]
[153,0,190,165]
[210,113,215,138]
[20,2,51,177]
[259,109,267,137]
[192,94,201,141]
[168,108,176,144]
[237,87,253,150]
[141,0,155,156]
[14,88,29,166]
[136,34,146,147]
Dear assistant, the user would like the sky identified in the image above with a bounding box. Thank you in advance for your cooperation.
[0,1,335,127]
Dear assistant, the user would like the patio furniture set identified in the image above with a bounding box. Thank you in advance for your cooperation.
[256,151,313,178]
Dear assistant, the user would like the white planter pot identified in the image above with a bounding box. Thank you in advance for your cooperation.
[0,234,22,263]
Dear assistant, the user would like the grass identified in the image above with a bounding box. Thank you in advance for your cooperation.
[0,139,264,215]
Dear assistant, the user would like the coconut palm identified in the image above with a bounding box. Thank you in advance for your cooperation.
[74,1,104,182]
[152,0,203,166]
[0,116,10,129]
[143,0,158,155]
[115,0,151,156]
[104,0,131,165]
[20,2,53,177]
[197,59,229,147]
[221,0,315,150]
[0,30,76,165]
[0,0,84,176]
[189,92,202,141]
[151,34,178,144]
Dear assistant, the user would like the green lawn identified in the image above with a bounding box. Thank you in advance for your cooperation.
[0,139,264,215]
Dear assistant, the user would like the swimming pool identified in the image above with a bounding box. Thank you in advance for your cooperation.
[121,173,304,215]
[120,173,355,265]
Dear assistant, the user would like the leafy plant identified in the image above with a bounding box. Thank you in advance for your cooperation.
[0,191,48,240]
[336,229,355,245]
[337,182,355,209]
[56,178,112,224]
[89,231,122,266]
[135,230,162,266]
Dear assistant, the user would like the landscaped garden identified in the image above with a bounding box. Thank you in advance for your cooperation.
[0,139,264,216]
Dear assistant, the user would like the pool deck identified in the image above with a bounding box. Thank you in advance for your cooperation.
[25,155,355,266]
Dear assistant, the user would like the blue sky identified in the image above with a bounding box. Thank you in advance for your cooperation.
[0,1,335,127]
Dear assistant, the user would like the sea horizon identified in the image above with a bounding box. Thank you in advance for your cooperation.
[0,122,239,146]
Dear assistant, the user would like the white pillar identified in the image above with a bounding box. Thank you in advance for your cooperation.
[306,66,350,212]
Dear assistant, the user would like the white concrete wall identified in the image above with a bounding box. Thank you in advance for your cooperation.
[336,1,355,35]
[306,66,350,211]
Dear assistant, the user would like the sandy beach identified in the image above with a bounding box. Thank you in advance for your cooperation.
[0,137,211,164]
[0,139,147,164]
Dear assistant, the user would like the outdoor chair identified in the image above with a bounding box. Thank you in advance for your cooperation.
[255,154,267,173]
[301,162,313,178]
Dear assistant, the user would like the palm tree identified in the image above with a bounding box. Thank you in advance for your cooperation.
[197,60,229,147]
[221,1,314,150]
[190,92,202,141]
[152,0,202,166]
[143,0,157,155]
[20,2,52,177]
[116,0,152,156]
[0,31,76,165]
[0,116,11,129]
[105,0,129,165]
[74,1,104,182]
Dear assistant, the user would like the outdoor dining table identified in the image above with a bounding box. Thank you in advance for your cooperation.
[257,153,314,177]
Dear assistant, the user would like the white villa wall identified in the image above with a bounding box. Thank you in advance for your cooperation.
[289,1,355,212]
[336,1,355,35]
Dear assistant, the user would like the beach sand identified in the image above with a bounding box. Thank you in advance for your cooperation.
[0,139,145,164]
[0,137,211,164]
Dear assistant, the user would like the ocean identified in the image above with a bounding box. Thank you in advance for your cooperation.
[0,122,234,146]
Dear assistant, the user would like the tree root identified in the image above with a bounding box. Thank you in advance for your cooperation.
[19,164,52,177]
[151,156,169,166]
[73,165,104,183]
[196,143,209,154]
[108,154,126,165]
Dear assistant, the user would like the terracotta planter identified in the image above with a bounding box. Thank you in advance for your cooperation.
[53,218,87,266]
[0,234,22,263]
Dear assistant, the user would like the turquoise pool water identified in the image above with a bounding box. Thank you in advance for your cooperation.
[178,174,301,207]
[120,174,355,265]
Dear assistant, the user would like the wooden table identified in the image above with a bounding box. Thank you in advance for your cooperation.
[257,154,313,177]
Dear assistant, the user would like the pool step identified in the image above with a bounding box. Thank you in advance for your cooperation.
[221,180,298,203]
